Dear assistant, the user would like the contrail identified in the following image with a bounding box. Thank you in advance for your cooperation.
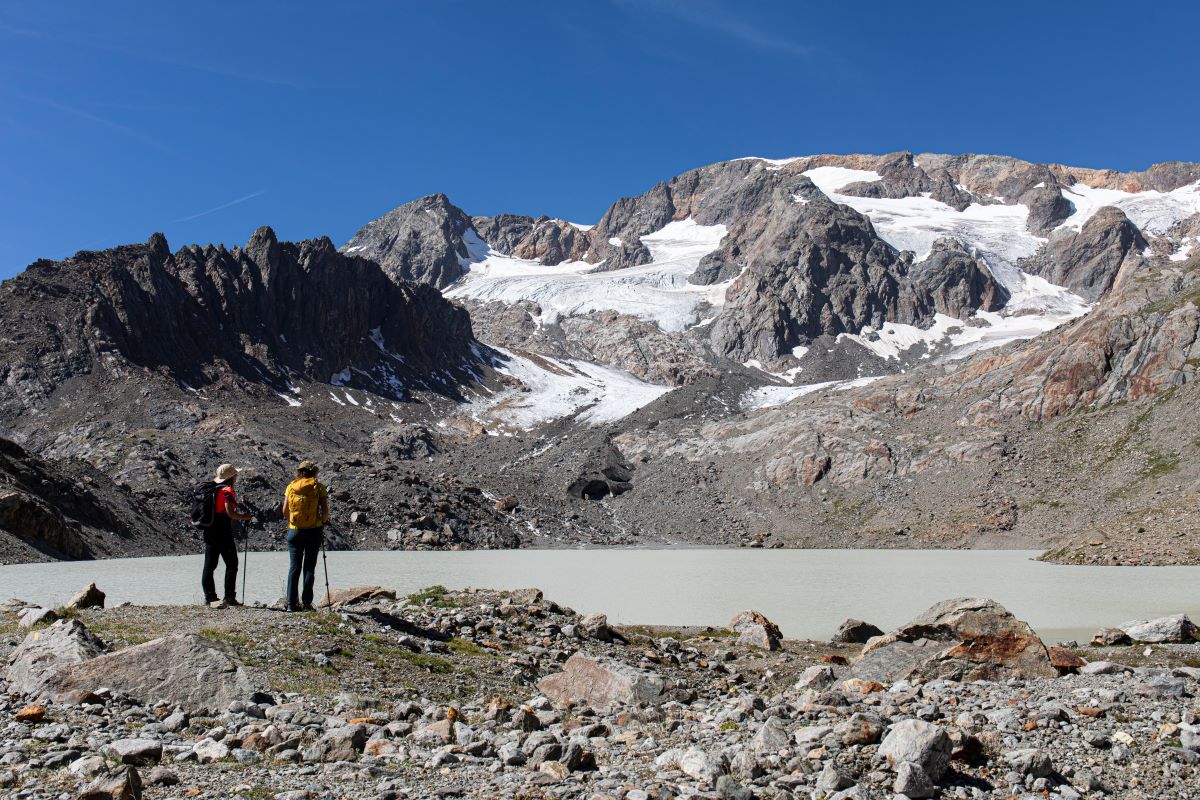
[172,190,266,223]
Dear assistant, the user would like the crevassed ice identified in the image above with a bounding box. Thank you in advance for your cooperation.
[469,348,672,430]
[446,218,729,332]
[1058,181,1200,233]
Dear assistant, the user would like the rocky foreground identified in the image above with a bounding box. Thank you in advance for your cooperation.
[3,587,1200,800]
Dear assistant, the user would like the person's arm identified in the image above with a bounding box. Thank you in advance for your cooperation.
[224,488,254,522]
[281,495,290,519]
[320,494,330,525]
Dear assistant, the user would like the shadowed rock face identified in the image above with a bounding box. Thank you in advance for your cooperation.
[0,228,476,415]
[911,238,1010,316]
[0,438,177,560]
[472,215,589,265]
[1023,206,1149,301]
[342,193,478,288]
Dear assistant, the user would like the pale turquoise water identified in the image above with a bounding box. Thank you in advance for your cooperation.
[2,549,1197,644]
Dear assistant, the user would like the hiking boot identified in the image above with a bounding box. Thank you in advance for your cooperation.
[301,603,315,612]
[286,604,303,613]
[224,598,243,607]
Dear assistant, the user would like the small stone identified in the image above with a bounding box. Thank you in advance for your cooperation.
[15,704,47,722]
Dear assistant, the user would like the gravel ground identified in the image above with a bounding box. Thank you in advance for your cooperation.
[2,588,1199,799]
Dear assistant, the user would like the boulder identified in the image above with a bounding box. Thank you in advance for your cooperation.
[894,760,936,798]
[750,716,790,754]
[41,634,261,715]
[852,597,1055,682]
[832,618,884,644]
[1048,647,1086,673]
[678,747,726,788]
[103,739,162,767]
[1119,614,1198,643]
[18,606,58,628]
[728,610,782,651]
[6,619,106,697]
[192,738,229,763]
[794,664,835,691]
[308,723,369,762]
[537,652,664,711]
[78,766,142,800]
[878,719,952,781]
[318,586,397,608]
[579,612,613,642]
[1091,627,1131,646]
[66,582,106,611]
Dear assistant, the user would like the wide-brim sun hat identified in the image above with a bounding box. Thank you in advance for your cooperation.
[297,460,319,473]
[214,463,239,482]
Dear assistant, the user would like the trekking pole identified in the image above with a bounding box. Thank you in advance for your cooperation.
[242,525,249,602]
[320,525,332,609]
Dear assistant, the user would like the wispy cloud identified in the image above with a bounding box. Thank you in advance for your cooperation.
[0,17,321,90]
[10,92,175,153]
[173,190,266,224]
[615,0,812,58]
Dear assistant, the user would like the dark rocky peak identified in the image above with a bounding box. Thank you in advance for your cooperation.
[472,214,589,265]
[910,238,1009,317]
[341,193,479,289]
[706,176,931,365]
[1021,206,1149,301]
[0,230,478,424]
[587,180,678,271]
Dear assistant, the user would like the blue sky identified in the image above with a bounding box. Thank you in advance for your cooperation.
[2,0,1198,279]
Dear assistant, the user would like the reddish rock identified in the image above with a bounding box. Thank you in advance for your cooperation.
[1048,647,1086,673]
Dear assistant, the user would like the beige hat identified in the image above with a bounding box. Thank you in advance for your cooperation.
[297,459,319,474]
[214,464,238,483]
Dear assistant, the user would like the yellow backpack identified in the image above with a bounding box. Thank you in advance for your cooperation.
[287,477,323,529]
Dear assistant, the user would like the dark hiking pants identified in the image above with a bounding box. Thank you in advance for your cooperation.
[201,527,239,602]
[287,526,323,608]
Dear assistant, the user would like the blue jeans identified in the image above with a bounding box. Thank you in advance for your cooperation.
[286,527,323,608]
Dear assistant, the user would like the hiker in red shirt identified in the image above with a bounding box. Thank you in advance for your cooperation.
[201,463,253,607]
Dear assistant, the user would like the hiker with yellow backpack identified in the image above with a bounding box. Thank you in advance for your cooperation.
[281,460,330,611]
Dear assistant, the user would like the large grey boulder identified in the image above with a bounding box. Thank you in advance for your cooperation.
[537,652,664,711]
[41,634,261,715]
[852,597,1055,682]
[1119,614,1198,643]
[878,719,952,781]
[6,618,106,697]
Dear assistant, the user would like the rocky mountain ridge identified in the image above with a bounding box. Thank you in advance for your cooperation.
[2,151,1199,564]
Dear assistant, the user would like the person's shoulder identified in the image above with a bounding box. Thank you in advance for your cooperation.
[317,481,329,496]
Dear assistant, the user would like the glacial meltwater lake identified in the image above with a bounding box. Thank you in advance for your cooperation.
[3,549,1198,644]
